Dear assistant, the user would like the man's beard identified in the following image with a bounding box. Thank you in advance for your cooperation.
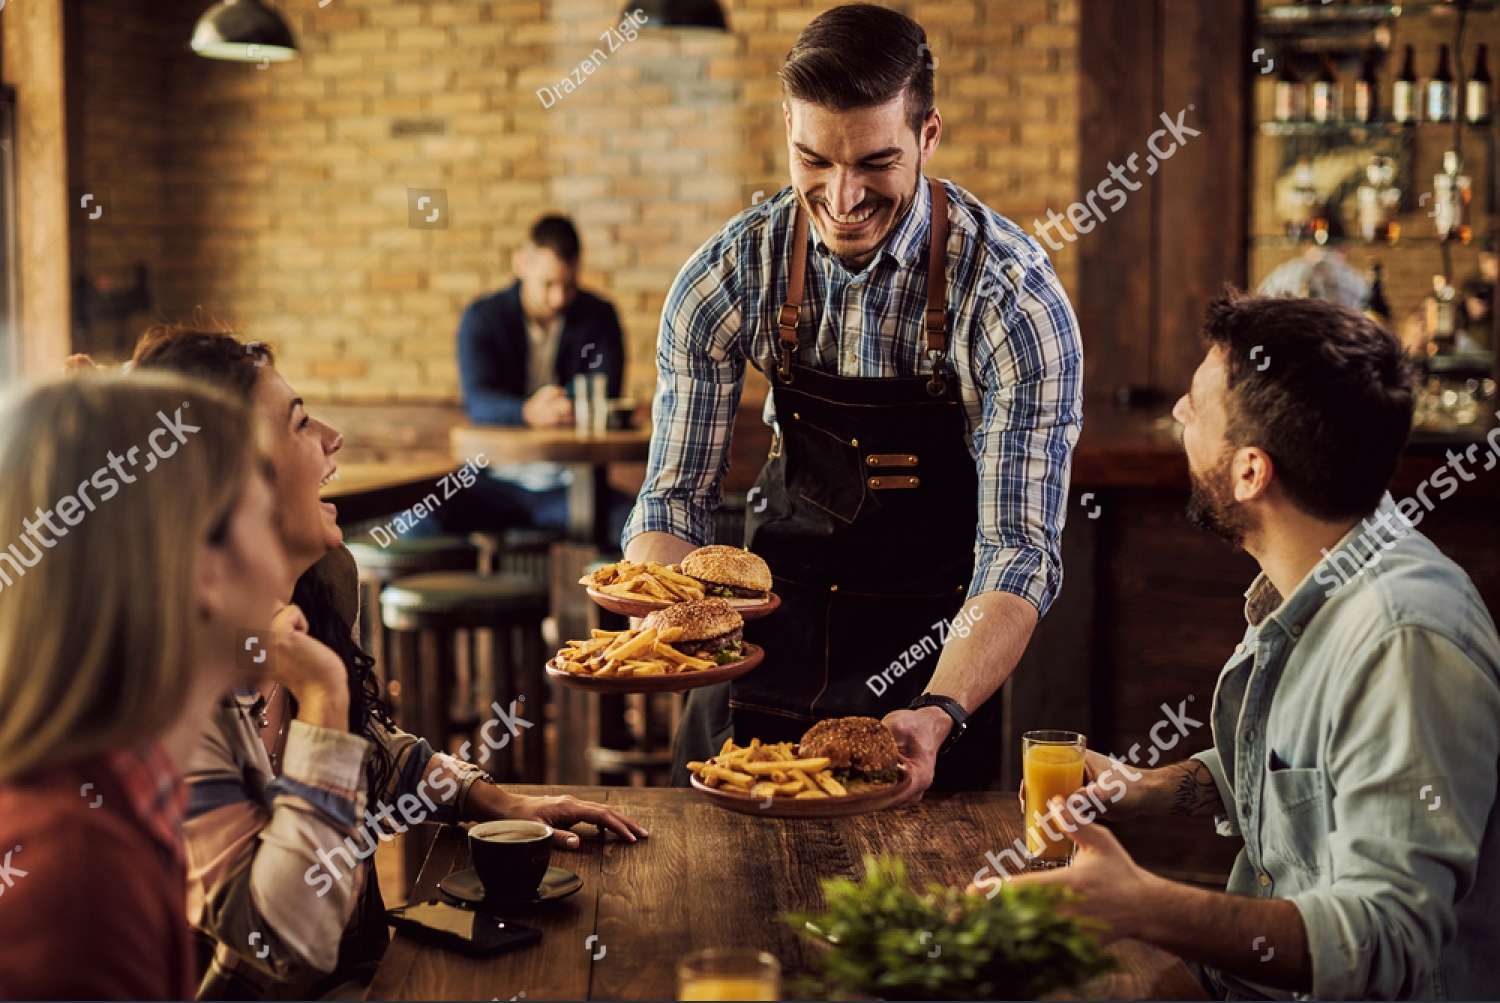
[1186,453,1255,548]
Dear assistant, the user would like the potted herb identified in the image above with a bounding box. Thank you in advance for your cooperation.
[786,855,1114,1000]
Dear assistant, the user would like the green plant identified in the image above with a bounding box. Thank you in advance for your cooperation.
[785,855,1114,1001]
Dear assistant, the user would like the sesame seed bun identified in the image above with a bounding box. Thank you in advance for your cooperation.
[640,597,744,644]
[681,545,772,597]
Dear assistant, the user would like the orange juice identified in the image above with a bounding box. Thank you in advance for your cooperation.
[1023,739,1086,862]
[678,975,778,1001]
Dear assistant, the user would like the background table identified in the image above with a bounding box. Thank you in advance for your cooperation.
[322,461,459,526]
[450,425,653,546]
[367,787,1204,1001]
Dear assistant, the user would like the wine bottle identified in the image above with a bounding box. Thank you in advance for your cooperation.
[1312,56,1340,123]
[1274,61,1306,123]
[1365,263,1392,326]
[1467,44,1491,125]
[1428,44,1455,124]
[1393,45,1418,124]
[1353,49,1379,123]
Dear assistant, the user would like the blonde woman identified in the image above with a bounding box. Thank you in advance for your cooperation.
[0,373,293,999]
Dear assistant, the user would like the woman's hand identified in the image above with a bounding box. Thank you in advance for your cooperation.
[482,790,650,848]
[264,604,349,729]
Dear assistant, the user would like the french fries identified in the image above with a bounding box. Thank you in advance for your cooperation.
[552,622,726,679]
[580,559,705,603]
[688,739,852,799]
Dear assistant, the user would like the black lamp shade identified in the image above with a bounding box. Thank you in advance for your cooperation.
[631,0,730,31]
[191,0,298,62]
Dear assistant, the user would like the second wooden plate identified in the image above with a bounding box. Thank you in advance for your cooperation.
[545,642,765,694]
[689,767,913,818]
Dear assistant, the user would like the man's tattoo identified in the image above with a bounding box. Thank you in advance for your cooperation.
[1169,760,1223,816]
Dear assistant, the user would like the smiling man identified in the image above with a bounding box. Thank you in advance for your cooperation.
[622,3,1083,799]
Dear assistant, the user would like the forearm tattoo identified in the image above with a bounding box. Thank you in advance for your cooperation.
[1168,760,1223,816]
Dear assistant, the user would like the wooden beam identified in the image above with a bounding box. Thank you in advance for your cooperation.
[2,0,71,377]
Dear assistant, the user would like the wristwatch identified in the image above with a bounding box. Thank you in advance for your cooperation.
[908,693,969,752]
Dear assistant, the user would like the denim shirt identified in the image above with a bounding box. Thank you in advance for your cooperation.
[1194,495,1500,1000]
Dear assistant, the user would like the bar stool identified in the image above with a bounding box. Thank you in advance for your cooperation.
[346,536,479,711]
[380,571,551,888]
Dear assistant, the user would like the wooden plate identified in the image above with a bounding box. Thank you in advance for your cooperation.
[690,766,913,818]
[584,588,781,621]
[545,643,765,694]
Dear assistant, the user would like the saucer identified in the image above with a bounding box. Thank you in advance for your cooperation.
[438,866,583,908]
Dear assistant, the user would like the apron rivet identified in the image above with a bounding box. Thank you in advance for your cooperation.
[792,412,801,420]
[850,437,859,447]
[830,584,838,592]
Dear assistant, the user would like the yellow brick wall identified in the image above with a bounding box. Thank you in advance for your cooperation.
[70,0,1080,414]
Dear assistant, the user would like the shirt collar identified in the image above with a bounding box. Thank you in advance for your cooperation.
[1242,493,1410,635]
[104,741,188,867]
[808,174,933,272]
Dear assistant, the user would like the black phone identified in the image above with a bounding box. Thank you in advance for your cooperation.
[387,900,541,958]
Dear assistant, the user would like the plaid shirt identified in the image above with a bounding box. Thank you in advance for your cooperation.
[106,741,188,871]
[622,177,1083,614]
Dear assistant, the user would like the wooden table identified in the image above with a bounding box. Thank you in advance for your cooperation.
[450,425,653,546]
[322,461,459,526]
[368,788,1204,1001]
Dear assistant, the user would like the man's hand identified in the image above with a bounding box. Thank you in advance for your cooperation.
[881,705,952,804]
[522,385,574,428]
[476,789,650,849]
[1004,796,1159,942]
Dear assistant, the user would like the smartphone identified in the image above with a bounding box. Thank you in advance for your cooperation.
[387,900,541,958]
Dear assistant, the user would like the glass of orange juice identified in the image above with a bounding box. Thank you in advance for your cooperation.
[677,948,780,1001]
[1022,729,1087,869]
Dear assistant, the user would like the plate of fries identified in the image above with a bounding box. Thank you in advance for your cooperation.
[687,739,912,818]
[546,627,765,693]
[579,560,781,620]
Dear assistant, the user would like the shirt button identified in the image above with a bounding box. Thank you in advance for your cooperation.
[1258,872,1271,888]
[1291,625,1303,638]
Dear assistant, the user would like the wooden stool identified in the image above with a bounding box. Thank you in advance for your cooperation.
[346,536,479,711]
[379,571,550,887]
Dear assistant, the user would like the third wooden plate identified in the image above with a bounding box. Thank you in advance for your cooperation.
[690,767,913,818]
[584,588,781,621]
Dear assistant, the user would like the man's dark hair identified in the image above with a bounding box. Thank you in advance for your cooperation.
[1203,290,1415,521]
[778,3,935,135]
[529,214,581,263]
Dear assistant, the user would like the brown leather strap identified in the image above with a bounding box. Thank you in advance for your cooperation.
[777,178,950,382]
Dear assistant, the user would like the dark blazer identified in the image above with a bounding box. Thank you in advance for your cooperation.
[457,280,626,426]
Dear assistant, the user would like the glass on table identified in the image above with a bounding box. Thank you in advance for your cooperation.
[1022,729,1087,870]
[677,948,780,1001]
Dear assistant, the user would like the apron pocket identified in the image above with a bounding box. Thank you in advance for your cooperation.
[784,416,866,525]
[814,585,967,719]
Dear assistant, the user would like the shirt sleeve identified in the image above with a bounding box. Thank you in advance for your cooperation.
[458,302,526,426]
[966,252,1083,616]
[375,720,489,823]
[1289,626,1500,1000]
[621,237,746,551]
[186,715,372,978]
[1191,746,1240,837]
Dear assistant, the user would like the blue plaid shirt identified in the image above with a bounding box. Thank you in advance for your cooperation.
[621,178,1083,615]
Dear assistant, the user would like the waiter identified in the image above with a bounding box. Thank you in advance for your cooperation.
[622,3,1083,800]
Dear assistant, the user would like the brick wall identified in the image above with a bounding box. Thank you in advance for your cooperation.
[69,0,1081,457]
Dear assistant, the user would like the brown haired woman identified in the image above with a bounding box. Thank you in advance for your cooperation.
[0,373,287,998]
[132,327,647,999]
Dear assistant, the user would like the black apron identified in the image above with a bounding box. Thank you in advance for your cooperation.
[670,179,1001,790]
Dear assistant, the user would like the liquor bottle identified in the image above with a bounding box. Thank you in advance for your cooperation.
[1393,45,1418,124]
[1431,275,1458,355]
[1353,49,1379,123]
[1274,61,1306,123]
[1428,44,1455,124]
[1467,44,1491,125]
[1312,56,1341,123]
[1365,263,1392,326]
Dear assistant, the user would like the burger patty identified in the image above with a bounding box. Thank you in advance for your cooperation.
[674,627,744,660]
[701,582,767,600]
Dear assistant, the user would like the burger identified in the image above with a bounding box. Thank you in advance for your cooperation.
[640,597,745,665]
[798,716,904,790]
[680,545,772,601]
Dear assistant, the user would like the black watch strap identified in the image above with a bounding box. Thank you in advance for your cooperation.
[909,693,969,752]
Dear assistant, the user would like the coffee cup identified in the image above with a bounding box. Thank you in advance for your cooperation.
[468,819,553,902]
